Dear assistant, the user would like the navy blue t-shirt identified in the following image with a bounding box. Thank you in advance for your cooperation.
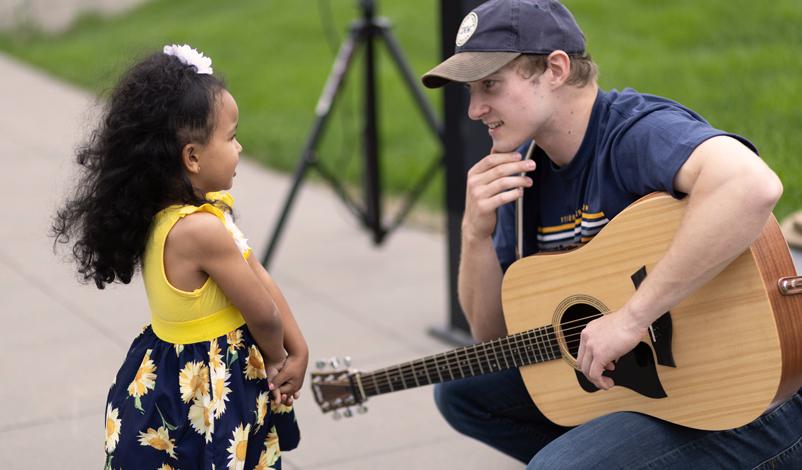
[493,88,757,272]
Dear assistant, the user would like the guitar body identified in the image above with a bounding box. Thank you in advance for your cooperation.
[502,193,802,430]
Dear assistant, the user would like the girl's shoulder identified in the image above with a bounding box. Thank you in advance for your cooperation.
[164,192,251,260]
[167,210,230,260]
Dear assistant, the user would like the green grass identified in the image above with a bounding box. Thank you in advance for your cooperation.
[2,0,800,219]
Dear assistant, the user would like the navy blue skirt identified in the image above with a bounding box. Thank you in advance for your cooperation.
[103,325,300,469]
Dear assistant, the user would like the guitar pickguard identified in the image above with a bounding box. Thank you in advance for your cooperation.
[575,342,667,398]
[631,266,676,367]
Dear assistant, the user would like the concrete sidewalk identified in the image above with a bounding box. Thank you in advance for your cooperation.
[0,52,520,469]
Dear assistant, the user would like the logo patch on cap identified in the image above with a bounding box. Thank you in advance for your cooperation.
[455,12,478,47]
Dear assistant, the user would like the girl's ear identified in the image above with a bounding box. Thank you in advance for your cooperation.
[181,143,201,174]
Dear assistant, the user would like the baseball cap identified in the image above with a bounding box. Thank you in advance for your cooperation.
[422,0,586,88]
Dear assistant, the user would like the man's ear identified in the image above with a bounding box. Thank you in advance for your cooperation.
[545,50,571,87]
[181,143,201,174]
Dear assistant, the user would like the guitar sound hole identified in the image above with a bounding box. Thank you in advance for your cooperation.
[561,303,603,359]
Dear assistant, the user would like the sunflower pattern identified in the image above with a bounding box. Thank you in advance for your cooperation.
[244,345,267,380]
[104,325,299,469]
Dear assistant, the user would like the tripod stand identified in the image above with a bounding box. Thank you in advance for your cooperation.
[261,0,444,267]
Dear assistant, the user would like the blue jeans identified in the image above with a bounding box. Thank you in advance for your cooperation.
[434,368,802,469]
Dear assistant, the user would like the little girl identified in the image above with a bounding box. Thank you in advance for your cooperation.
[52,44,306,469]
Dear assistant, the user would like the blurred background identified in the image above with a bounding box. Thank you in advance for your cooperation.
[1,0,800,216]
[1,0,800,468]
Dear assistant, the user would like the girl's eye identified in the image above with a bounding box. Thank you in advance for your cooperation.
[483,80,497,90]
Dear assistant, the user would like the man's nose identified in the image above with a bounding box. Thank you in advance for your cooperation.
[467,96,488,121]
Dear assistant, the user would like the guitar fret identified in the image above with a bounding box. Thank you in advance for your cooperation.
[449,349,463,378]
[476,343,486,374]
[511,336,522,367]
[544,326,562,359]
[541,327,551,360]
[446,350,457,380]
[384,368,394,392]
[544,327,554,360]
[521,331,534,364]
[419,358,433,386]
[506,335,518,366]
[463,347,473,376]
[521,330,533,364]
[532,328,544,362]
[431,354,441,382]
[409,362,420,387]
[436,352,447,382]
[499,337,510,369]
[370,372,380,395]
[420,359,433,386]
[397,365,409,390]
[521,331,531,364]
[491,338,502,371]
[515,333,526,365]
[517,332,530,365]
[536,329,546,362]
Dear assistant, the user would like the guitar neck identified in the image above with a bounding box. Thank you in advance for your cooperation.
[357,325,561,397]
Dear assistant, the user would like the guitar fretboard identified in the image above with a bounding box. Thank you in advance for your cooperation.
[358,326,561,397]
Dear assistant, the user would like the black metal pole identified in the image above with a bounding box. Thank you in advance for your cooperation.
[429,0,489,344]
[361,0,384,244]
[262,29,362,267]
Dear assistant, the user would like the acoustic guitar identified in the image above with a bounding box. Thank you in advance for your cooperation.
[310,193,802,430]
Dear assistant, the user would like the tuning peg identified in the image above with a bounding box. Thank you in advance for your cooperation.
[343,356,352,367]
[357,404,368,414]
[332,410,342,420]
[315,359,327,370]
[343,407,353,418]
[330,357,340,368]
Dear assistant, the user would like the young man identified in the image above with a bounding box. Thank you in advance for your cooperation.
[421,0,802,468]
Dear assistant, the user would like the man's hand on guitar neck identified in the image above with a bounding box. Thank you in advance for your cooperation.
[576,306,651,390]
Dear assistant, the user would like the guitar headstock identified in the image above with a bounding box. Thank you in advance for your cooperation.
[310,357,368,419]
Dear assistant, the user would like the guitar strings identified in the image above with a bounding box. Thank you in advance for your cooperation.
[362,330,596,394]
[359,333,535,392]
[363,328,563,392]
[362,311,648,393]
[362,320,597,393]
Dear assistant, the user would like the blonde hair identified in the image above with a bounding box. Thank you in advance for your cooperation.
[513,53,598,87]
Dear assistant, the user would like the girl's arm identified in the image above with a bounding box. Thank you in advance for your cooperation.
[168,212,286,383]
[248,255,309,401]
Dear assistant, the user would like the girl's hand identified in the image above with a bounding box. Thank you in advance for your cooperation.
[270,353,308,405]
[265,355,288,403]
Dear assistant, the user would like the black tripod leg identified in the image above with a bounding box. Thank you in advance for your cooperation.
[377,22,444,142]
[373,22,447,237]
[261,30,363,267]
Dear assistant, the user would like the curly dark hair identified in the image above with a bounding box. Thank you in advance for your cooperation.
[52,49,227,289]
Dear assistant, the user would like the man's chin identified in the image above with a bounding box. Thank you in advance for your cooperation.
[492,139,527,154]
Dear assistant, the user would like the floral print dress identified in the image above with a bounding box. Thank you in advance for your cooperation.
[103,194,300,469]
[104,324,300,470]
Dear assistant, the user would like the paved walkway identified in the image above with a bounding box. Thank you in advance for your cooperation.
[0,52,520,469]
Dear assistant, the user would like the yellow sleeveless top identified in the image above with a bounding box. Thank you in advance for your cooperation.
[142,192,251,344]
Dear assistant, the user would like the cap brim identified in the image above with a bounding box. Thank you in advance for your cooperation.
[421,52,521,88]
